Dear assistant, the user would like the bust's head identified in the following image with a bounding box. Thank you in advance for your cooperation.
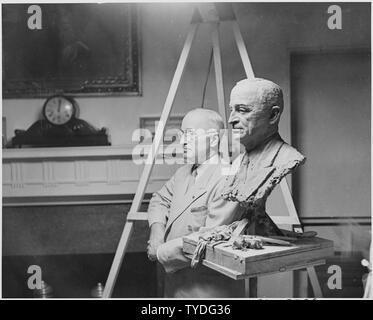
[228,78,283,151]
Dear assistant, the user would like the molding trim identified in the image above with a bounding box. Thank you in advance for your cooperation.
[300,216,371,227]
[3,194,153,207]
[2,145,181,206]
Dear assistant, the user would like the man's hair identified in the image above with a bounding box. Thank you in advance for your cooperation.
[186,108,225,132]
[235,78,284,114]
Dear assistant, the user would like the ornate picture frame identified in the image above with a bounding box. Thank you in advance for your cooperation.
[2,3,141,98]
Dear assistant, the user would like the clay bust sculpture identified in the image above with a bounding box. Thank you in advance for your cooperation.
[221,78,306,236]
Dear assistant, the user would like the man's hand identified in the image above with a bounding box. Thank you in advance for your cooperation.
[147,223,165,261]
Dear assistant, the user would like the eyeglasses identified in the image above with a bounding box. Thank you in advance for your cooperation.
[177,129,197,141]
[177,129,219,142]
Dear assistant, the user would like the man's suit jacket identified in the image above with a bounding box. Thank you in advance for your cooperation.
[147,160,245,298]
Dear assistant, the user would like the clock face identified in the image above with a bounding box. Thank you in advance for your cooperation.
[43,96,76,126]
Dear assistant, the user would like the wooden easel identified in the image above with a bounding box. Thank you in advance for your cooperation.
[103,4,322,298]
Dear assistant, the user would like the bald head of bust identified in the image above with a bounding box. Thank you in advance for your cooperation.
[228,78,284,151]
[231,78,284,114]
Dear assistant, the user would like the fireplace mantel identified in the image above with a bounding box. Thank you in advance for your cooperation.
[2,145,180,206]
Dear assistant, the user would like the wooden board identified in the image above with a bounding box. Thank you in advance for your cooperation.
[183,234,334,280]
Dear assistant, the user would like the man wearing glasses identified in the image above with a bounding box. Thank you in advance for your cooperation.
[147,108,245,298]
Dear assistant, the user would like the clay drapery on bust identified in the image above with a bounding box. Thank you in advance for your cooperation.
[222,78,306,236]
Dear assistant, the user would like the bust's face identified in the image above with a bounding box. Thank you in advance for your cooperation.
[228,85,272,150]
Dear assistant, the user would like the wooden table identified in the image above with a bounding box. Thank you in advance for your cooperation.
[183,235,334,298]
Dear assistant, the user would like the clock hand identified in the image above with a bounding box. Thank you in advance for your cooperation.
[58,99,61,113]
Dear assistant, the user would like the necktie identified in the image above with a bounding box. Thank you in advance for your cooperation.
[186,164,198,194]
[191,164,199,178]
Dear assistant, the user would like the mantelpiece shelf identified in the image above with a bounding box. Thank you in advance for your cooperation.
[2,145,181,206]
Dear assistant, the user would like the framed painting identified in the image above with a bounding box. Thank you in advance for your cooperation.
[2,3,141,98]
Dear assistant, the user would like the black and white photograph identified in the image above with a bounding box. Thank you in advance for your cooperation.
[1,1,372,301]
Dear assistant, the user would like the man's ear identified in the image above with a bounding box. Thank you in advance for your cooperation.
[210,133,220,148]
[269,106,281,124]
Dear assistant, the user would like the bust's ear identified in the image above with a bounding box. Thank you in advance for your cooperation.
[269,106,281,124]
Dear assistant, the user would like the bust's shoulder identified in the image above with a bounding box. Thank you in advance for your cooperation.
[273,137,306,168]
[248,133,305,169]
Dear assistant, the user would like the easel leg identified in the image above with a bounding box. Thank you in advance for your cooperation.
[128,22,199,214]
[245,277,258,298]
[293,269,308,298]
[211,22,230,164]
[232,21,255,79]
[307,266,323,298]
[211,22,227,124]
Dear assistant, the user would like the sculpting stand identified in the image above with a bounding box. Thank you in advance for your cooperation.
[103,4,323,298]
